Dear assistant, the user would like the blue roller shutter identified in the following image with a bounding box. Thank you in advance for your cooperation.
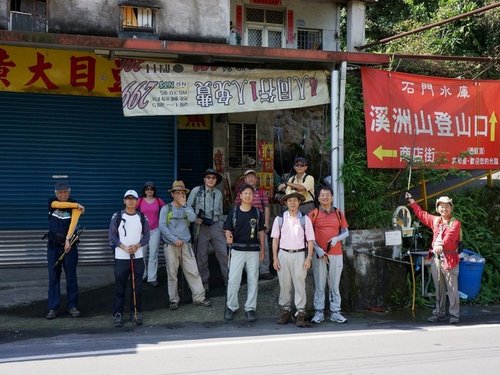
[0,91,175,230]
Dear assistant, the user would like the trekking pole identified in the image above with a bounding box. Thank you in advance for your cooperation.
[178,243,185,307]
[130,254,139,325]
[223,244,232,320]
[53,226,85,268]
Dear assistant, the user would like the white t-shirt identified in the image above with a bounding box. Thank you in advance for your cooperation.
[114,211,145,260]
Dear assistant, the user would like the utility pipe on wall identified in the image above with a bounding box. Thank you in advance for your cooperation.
[331,69,339,208]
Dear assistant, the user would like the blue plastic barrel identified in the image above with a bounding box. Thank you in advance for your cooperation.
[458,249,485,299]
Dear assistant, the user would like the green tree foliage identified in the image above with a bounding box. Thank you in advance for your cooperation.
[365,0,500,79]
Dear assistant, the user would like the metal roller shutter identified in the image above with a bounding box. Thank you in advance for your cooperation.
[0,91,175,266]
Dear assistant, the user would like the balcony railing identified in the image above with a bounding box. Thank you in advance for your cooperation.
[9,11,47,32]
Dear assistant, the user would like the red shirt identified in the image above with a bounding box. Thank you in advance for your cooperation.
[409,202,461,270]
[308,207,348,255]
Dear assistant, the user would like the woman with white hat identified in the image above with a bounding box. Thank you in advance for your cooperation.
[406,193,461,324]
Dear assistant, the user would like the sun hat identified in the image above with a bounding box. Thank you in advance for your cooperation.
[435,196,453,210]
[280,191,305,205]
[202,168,222,185]
[168,180,190,193]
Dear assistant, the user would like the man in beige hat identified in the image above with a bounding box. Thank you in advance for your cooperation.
[159,181,211,310]
[271,191,315,327]
[406,193,461,324]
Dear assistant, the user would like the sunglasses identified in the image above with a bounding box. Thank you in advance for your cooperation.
[205,176,217,180]
[145,187,155,191]
[294,163,306,167]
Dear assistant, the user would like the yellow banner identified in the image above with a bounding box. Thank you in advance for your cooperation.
[0,45,121,97]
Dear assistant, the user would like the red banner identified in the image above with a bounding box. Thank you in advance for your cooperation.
[362,67,500,170]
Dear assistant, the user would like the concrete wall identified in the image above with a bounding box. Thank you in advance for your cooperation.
[1,0,229,41]
[342,229,408,310]
[0,2,7,30]
[159,0,229,42]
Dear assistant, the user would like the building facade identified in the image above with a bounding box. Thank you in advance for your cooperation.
[0,0,386,267]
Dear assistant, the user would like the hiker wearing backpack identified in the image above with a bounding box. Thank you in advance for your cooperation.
[234,169,273,280]
[159,181,211,310]
[271,191,315,327]
[187,168,228,293]
[309,186,349,324]
[109,190,150,327]
[223,183,265,322]
[406,193,461,324]
[277,157,315,214]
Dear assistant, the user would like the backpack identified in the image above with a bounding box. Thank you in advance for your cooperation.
[232,205,260,230]
[289,173,315,203]
[111,209,147,252]
[163,202,188,225]
[276,212,308,248]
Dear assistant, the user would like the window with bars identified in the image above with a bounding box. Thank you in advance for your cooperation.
[245,7,285,48]
[228,123,257,168]
[9,0,47,32]
[297,28,322,50]
[121,6,155,30]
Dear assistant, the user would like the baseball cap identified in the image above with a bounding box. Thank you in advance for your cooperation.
[124,189,139,199]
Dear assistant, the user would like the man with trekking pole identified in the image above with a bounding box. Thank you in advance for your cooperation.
[46,180,85,320]
[406,192,461,324]
[109,190,150,327]
[159,181,211,311]
[223,183,265,322]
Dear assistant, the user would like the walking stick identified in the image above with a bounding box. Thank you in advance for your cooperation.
[130,254,139,325]
[223,244,232,320]
[53,226,85,268]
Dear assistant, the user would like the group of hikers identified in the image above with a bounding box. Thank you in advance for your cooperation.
[46,156,462,327]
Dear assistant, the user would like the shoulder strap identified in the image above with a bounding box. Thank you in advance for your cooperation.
[164,203,172,225]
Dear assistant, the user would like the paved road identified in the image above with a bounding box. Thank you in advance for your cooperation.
[1,319,500,374]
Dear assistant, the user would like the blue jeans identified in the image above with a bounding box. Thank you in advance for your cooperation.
[47,244,79,310]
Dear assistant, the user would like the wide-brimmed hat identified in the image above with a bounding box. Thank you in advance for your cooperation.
[168,180,190,193]
[202,168,222,185]
[280,191,305,205]
[435,196,453,210]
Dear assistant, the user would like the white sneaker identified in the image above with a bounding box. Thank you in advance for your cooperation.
[311,311,324,324]
[330,312,347,323]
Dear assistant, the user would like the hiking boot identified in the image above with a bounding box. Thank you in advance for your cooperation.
[330,312,347,324]
[169,301,179,311]
[276,308,292,325]
[224,308,234,321]
[130,312,143,325]
[46,309,58,320]
[295,310,307,328]
[68,307,81,318]
[311,310,324,324]
[113,312,124,328]
[193,298,212,307]
[427,315,447,323]
[245,310,257,322]
[449,315,459,324]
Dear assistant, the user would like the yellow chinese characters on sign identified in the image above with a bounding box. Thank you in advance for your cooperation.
[0,45,121,97]
[177,115,211,130]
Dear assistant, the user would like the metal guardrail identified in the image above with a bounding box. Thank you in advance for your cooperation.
[9,11,47,32]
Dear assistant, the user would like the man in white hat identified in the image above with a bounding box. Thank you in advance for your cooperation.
[406,193,461,324]
[159,181,211,310]
[271,191,315,327]
[109,190,150,327]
